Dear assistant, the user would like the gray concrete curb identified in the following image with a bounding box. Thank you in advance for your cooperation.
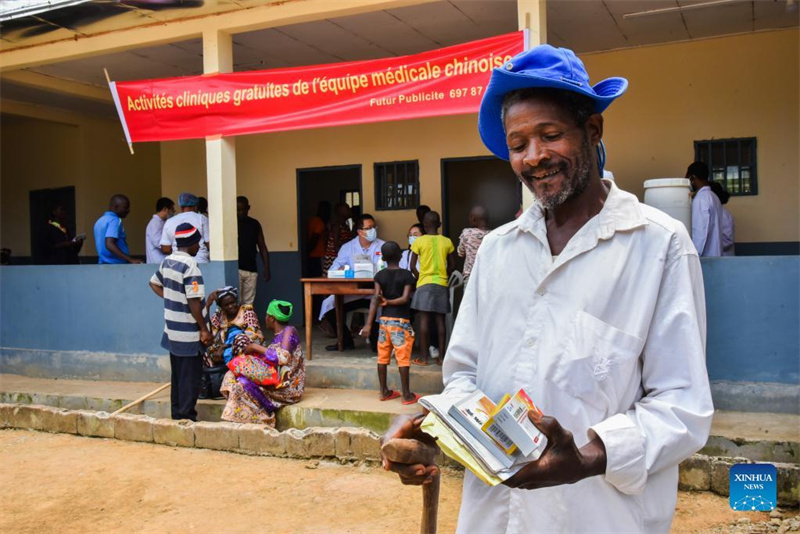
[679,453,799,508]
[0,403,381,463]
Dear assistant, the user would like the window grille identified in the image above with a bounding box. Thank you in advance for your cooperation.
[694,137,757,196]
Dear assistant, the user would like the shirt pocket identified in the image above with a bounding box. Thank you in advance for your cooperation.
[550,311,644,410]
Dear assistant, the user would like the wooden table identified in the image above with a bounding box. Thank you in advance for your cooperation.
[301,277,376,360]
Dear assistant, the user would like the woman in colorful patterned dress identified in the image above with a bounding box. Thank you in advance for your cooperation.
[205,286,264,365]
[219,299,305,427]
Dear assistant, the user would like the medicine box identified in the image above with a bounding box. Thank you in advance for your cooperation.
[486,389,546,459]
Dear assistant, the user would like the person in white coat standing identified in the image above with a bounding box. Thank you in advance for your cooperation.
[687,161,724,257]
[711,181,735,256]
[381,44,713,533]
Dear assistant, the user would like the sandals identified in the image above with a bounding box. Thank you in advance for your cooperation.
[380,390,401,401]
[411,357,429,367]
[380,390,420,404]
[402,393,421,405]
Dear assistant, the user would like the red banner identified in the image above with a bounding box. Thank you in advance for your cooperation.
[109,31,524,143]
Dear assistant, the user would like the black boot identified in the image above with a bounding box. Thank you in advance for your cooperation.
[197,372,210,400]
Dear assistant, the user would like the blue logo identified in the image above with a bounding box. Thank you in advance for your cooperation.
[729,463,777,511]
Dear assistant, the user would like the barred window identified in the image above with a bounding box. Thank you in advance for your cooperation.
[694,137,757,196]
[374,160,419,210]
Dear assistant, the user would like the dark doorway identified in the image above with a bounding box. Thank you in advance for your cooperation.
[296,165,362,320]
[441,156,520,257]
[30,186,77,264]
[442,157,519,319]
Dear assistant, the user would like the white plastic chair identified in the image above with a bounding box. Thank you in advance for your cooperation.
[446,270,464,341]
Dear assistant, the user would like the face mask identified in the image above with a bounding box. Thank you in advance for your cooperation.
[364,228,377,242]
[408,235,418,247]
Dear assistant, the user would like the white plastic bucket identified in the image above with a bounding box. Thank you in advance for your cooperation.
[643,178,692,233]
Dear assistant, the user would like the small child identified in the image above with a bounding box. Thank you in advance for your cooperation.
[362,241,418,404]
[457,205,490,287]
[410,211,455,366]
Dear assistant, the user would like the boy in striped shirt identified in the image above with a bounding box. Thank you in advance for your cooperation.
[149,222,212,420]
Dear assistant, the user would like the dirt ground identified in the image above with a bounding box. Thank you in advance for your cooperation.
[0,430,789,534]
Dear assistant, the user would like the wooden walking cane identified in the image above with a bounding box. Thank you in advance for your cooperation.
[382,438,441,534]
[111,383,171,416]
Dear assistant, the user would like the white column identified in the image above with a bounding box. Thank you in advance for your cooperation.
[203,29,238,262]
[518,0,547,211]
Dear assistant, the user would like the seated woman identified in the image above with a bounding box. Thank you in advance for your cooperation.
[203,287,263,399]
[206,287,263,359]
[220,299,305,427]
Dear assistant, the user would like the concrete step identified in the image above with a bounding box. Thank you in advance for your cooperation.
[0,374,421,434]
[0,342,445,394]
[1,374,798,464]
[305,352,444,394]
[699,411,800,464]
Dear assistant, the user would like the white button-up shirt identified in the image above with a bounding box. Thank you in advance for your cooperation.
[400,249,420,272]
[318,236,386,320]
[691,186,724,257]
[145,214,166,264]
[443,181,713,533]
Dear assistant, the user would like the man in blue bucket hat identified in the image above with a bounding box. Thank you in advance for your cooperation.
[383,45,712,532]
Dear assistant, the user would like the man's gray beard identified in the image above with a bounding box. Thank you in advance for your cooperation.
[532,138,593,211]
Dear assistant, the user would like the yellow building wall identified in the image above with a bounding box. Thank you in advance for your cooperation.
[159,28,798,252]
[160,139,207,202]
[161,113,487,251]
[585,28,799,244]
[0,110,161,257]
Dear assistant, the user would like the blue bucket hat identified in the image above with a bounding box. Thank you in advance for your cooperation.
[179,192,199,207]
[478,44,628,161]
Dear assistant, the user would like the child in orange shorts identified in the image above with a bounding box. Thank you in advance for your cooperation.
[362,241,418,404]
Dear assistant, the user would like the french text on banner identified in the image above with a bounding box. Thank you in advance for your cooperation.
[110,31,524,143]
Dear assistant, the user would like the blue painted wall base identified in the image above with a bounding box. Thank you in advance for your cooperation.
[701,256,799,384]
[0,261,237,355]
[1,255,798,411]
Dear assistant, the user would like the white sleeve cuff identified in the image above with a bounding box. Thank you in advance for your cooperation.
[590,413,647,495]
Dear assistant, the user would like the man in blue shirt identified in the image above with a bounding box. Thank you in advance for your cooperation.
[93,194,142,264]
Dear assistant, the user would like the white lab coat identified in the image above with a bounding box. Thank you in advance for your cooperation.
[721,207,735,256]
[691,186,724,257]
[318,236,385,320]
[145,214,166,264]
[442,181,713,533]
[399,249,420,272]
